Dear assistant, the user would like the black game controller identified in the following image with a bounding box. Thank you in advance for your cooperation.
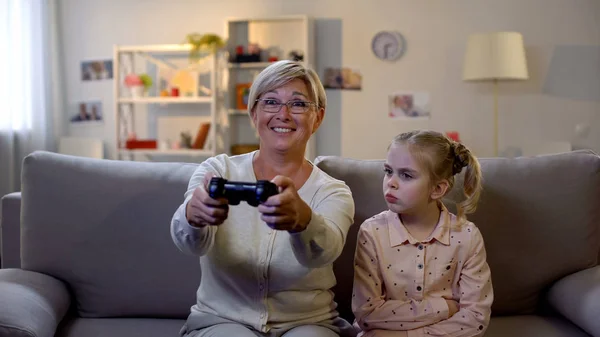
[208,177,278,207]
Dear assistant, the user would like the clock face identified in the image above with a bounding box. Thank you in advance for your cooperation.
[372,31,406,61]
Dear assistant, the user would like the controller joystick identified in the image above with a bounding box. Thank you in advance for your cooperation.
[208,177,278,207]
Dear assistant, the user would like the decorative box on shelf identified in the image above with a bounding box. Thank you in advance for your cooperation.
[125,139,157,150]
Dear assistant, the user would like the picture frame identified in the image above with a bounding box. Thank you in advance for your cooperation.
[323,67,362,90]
[70,100,103,124]
[81,60,113,81]
[388,91,431,119]
[236,83,252,110]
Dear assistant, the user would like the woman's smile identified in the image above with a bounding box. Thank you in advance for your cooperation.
[271,127,294,133]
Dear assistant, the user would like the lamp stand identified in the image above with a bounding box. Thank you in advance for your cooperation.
[493,79,499,157]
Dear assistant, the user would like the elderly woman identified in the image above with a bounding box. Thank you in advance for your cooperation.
[171,60,356,337]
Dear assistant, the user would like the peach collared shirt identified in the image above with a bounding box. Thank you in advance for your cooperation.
[352,206,493,337]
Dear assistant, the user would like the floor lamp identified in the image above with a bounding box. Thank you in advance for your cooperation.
[462,32,529,156]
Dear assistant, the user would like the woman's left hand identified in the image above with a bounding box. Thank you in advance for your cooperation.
[257,175,312,232]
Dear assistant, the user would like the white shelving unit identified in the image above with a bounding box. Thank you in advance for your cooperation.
[224,15,316,160]
[227,62,274,69]
[113,44,225,161]
[118,97,213,104]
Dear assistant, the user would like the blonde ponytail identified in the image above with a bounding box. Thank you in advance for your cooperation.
[453,143,483,222]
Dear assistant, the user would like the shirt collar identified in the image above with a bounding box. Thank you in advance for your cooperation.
[387,204,451,247]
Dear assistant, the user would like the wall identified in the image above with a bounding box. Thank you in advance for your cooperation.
[59,0,600,160]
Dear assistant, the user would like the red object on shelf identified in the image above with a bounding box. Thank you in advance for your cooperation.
[268,56,278,62]
[236,45,244,55]
[446,131,461,142]
[126,139,157,149]
[171,87,179,97]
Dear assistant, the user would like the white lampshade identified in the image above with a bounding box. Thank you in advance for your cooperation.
[463,32,529,81]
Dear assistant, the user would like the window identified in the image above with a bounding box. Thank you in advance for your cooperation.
[0,0,42,131]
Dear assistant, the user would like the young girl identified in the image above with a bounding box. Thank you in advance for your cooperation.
[352,130,493,337]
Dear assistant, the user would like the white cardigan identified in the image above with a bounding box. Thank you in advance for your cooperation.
[170,151,355,335]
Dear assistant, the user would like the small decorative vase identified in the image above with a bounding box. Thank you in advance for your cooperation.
[130,86,144,98]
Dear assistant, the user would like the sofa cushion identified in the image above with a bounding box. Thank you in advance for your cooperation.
[1,192,21,268]
[0,269,71,337]
[20,151,201,318]
[315,150,600,318]
[55,317,186,337]
[485,315,590,337]
[313,157,388,322]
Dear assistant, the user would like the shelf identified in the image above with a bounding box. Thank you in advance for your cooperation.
[226,15,308,23]
[116,44,195,53]
[118,97,212,104]
[228,62,274,69]
[119,149,213,156]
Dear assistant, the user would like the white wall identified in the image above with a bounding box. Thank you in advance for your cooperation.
[59,0,600,160]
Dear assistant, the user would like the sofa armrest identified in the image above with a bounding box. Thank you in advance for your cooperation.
[0,268,71,337]
[1,192,21,268]
[547,265,600,337]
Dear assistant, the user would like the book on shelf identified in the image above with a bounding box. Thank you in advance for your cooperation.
[192,123,211,149]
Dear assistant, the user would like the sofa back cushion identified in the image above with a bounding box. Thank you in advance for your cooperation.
[314,158,388,321]
[315,150,600,320]
[20,151,201,318]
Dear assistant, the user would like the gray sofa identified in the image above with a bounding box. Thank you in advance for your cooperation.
[1,150,599,337]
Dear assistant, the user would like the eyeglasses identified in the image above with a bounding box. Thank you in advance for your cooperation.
[255,99,317,114]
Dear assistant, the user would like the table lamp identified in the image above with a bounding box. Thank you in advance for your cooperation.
[463,32,529,156]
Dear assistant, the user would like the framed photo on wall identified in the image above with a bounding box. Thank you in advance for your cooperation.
[81,60,113,81]
[323,67,362,90]
[388,91,431,119]
[71,100,103,123]
[236,83,252,110]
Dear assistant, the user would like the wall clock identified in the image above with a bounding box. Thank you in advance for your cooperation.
[371,31,406,61]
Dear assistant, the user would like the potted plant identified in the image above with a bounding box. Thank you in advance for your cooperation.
[124,73,153,97]
[139,74,153,94]
[185,33,225,62]
[124,74,143,98]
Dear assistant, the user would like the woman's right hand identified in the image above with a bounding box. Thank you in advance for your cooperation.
[185,172,229,227]
[445,299,460,318]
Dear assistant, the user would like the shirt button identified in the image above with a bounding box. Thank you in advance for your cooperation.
[417,286,422,291]
[259,284,264,290]
[418,264,423,269]
[418,245,424,250]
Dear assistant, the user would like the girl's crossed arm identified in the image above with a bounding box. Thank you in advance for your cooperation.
[352,226,452,332]
[403,226,493,337]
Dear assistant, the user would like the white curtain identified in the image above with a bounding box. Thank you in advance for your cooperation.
[0,0,60,198]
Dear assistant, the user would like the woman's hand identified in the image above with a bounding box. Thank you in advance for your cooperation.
[257,175,312,232]
[445,299,460,317]
[185,172,229,227]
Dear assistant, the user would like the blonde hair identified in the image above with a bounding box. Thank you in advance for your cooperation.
[390,130,483,223]
[247,60,326,115]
